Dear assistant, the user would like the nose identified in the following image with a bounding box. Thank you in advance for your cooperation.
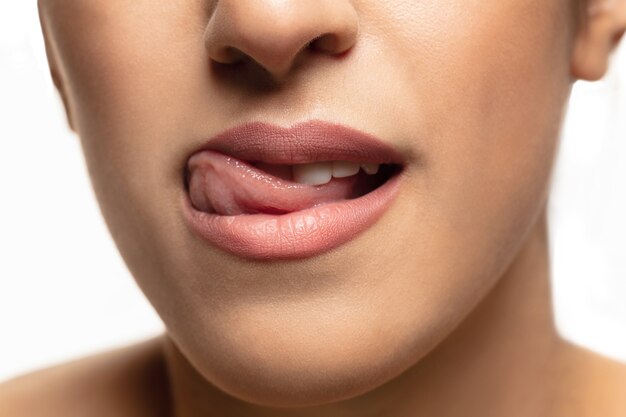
[204,0,359,81]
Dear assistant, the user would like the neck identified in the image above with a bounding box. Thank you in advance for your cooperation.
[161,209,574,417]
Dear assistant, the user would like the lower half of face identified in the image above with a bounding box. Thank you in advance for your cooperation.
[42,0,575,406]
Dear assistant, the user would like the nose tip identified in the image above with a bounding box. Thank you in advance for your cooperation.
[204,0,359,81]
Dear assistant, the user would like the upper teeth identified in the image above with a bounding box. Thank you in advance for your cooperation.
[360,163,380,175]
[292,161,381,186]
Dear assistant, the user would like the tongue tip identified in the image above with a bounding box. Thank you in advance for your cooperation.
[188,151,388,216]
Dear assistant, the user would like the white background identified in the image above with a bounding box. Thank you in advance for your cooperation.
[1,3,625,382]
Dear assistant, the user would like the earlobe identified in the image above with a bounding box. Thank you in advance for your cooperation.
[571,0,626,81]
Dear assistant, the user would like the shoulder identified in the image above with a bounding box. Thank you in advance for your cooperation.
[0,337,170,417]
[582,347,626,414]
[555,340,626,417]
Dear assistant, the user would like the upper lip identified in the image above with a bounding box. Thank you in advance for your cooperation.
[188,120,406,165]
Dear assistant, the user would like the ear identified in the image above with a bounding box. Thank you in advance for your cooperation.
[571,0,626,81]
[38,2,76,132]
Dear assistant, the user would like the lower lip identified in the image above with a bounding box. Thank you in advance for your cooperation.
[182,172,403,260]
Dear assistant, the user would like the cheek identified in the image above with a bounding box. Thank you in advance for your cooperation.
[49,0,208,161]
[443,2,571,241]
[380,0,573,255]
[43,0,212,273]
[333,0,575,340]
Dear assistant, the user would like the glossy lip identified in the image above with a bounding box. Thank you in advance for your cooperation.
[181,120,405,260]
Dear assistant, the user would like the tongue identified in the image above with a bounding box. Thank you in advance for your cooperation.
[187,150,359,215]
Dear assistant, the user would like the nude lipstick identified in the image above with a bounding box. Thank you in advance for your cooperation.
[182,120,404,260]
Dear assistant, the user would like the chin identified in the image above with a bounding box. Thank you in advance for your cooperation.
[174,328,420,406]
[162,281,466,408]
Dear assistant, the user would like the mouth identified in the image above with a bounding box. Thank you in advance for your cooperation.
[182,120,405,260]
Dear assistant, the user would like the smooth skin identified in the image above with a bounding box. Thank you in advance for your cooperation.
[2,0,626,416]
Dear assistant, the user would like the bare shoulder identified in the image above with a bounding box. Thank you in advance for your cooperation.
[582,346,626,412]
[555,340,626,417]
[0,337,170,417]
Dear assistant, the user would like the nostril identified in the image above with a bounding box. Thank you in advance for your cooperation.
[212,46,247,65]
[204,1,359,80]
[308,33,341,54]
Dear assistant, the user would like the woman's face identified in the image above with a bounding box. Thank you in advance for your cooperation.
[40,0,577,406]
